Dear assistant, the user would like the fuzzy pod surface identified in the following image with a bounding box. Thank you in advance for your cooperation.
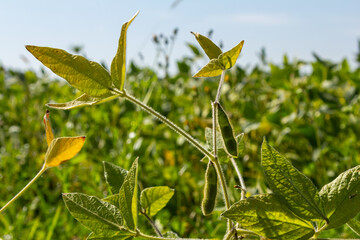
[201,161,218,216]
[217,103,238,157]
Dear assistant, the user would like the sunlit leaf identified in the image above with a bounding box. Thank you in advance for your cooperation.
[26,45,113,97]
[43,110,54,146]
[319,165,360,229]
[261,138,326,221]
[63,193,122,234]
[111,11,139,90]
[103,161,128,194]
[119,158,138,230]
[193,59,223,78]
[191,32,222,59]
[222,194,315,240]
[140,186,174,217]
[102,195,120,208]
[193,40,244,77]
[46,93,119,110]
[205,127,223,150]
[45,136,86,168]
[218,40,244,70]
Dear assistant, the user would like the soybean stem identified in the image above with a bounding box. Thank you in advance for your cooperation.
[230,157,247,200]
[212,70,232,231]
[0,165,47,214]
[112,89,213,161]
[140,209,163,237]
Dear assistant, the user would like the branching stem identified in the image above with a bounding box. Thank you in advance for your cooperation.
[112,89,214,161]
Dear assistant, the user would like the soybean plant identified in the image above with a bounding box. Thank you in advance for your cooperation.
[7,11,360,240]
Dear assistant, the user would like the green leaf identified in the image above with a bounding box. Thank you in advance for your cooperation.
[26,46,113,97]
[319,165,360,229]
[193,59,223,78]
[103,195,120,208]
[140,186,174,217]
[119,158,138,230]
[218,40,244,70]
[46,93,119,110]
[221,194,315,240]
[193,40,244,77]
[261,138,326,221]
[103,161,128,194]
[45,136,86,168]
[205,127,223,150]
[111,11,139,90]
[191,32,222,59]
[203,127,229,164]
[63,193,122,234]
[87,231,134,240]
[347,218,360,237]
[217,103,238,157]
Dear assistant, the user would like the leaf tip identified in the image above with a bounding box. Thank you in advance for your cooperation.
[25,45,36,53]
[262,136,267,145]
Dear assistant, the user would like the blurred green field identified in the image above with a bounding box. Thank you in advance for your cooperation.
[0,42,360,239]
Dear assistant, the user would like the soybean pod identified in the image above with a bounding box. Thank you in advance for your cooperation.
[217,103,238,157]
[202,161,218,216]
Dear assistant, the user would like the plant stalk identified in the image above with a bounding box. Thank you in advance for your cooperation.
[0,165,47,214]
[211,70,232,231]
[140,210,163,237]
[230,157,247,200]
[112,89,213,161]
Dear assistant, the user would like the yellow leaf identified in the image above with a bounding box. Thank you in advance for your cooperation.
[191,32,222,60]
[218,40,244,70]
[43,110,54,146]
[45,136,86,168]
[111,11,139,90]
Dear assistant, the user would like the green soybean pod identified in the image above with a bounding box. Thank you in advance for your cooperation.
[201,161,218,216]
[217,103,238,157]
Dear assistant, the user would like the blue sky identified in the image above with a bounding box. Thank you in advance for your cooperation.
[1,0,360,74]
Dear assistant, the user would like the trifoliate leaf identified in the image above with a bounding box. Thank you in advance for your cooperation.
[221,194,315,240]
[261,138,326,221]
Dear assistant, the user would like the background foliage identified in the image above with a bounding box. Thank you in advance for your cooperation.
[0,40,360,239]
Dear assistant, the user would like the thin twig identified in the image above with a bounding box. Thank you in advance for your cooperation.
[140,209,163,237]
